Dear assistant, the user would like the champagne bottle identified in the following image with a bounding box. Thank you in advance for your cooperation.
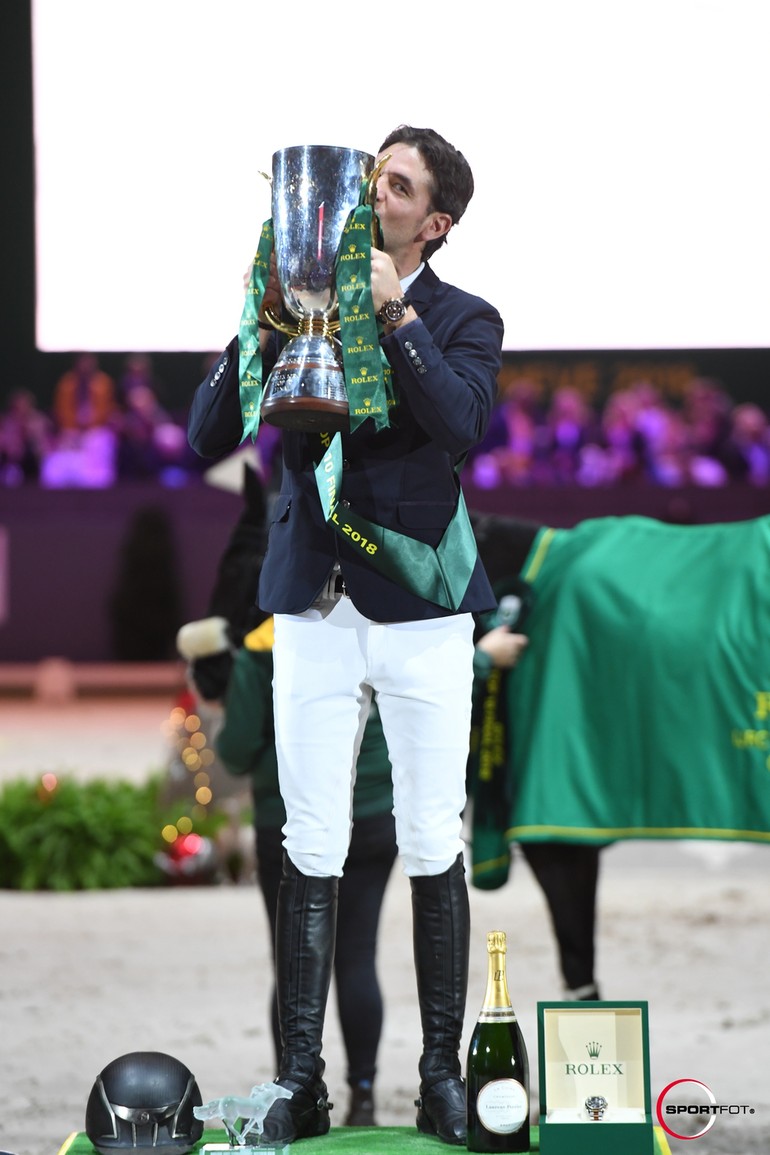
[466,930,530,1153]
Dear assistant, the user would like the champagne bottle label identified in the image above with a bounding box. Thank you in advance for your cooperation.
[476,1078,528,1135]
[477,1007,516,1023]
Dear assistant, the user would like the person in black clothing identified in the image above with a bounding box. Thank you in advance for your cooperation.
[470,511,602,1001]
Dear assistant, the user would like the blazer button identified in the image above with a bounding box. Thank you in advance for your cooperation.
[342,459,350,470]
[342,499,351,508]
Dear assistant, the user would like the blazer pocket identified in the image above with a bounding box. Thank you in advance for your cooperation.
[270,494,292,523]
[398,500,455,529]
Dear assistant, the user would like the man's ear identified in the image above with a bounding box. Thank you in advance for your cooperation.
[420,211,453,245]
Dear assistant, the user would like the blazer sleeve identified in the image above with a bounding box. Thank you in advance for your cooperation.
[381,288,503,455]
[187,337,244,459]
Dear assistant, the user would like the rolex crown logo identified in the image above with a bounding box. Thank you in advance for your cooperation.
[357,337,363,346]
[363,398,371,407]
[352,305,360,314]
[348,244,357,253]
[586,1041,601,1059]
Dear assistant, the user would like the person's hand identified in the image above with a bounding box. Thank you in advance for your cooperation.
[477,627,529,669]
[369,248,403,314]
[260,250,283,320]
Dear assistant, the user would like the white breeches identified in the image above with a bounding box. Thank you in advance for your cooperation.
[272,595,474,878]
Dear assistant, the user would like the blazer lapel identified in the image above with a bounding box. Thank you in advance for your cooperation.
[405,263,439,317]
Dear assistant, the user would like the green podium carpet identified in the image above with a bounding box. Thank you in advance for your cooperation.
[58,1124,672,1154]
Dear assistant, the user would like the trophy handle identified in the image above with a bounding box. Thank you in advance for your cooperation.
[364,153,390,250]
[261,306,298,337]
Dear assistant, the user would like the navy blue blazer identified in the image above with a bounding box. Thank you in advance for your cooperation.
[188,263,503,621]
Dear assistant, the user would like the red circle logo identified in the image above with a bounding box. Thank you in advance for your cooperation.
[656,1078,717,1141]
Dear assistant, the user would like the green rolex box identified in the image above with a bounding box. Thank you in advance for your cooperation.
[537,1001,654,1155]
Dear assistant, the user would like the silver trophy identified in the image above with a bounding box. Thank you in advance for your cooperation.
[259,144,385,433]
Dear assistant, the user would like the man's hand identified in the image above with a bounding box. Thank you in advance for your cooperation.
[369,249,417,331]
[477,627,529,670]
[260,250,283,320]
[369,248,402,313]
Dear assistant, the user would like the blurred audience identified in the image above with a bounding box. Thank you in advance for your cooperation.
[0,353,200,489]
[471,372,770,491]
[51,352,118,433]
[0,389,54,485]
[471,377,547,488]
[117,352,162,406]
[114,355,192,485]
[541,385,601,484]
[723,403,770,486]
[2,358,769,492]
[43,353,120,487]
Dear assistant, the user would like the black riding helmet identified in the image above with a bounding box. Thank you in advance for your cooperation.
[85,1051,203,1155]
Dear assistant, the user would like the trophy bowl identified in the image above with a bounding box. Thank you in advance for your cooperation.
[260,144,376,433]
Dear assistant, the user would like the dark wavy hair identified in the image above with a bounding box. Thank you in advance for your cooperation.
[377,125,475,260]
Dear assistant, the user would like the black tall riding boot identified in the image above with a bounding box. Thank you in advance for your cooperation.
[411,852,470,1146]
[260,854,338,1145]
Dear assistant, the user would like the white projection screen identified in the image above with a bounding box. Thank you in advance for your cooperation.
[32,0,770,354]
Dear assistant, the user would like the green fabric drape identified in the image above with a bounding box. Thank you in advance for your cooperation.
[472,515,770,855]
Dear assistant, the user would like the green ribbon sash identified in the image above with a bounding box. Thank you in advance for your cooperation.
[237,219,274,443]
[313,431,477,611]
[468,664,514,889]
[335,201,393,433]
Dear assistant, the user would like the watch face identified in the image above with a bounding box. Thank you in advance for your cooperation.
[381,297,407,323]
[585,1095,608,1120]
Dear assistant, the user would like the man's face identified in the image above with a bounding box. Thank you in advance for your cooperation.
[374,142,446,262]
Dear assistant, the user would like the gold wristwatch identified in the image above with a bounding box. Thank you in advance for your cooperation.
[376,296,409,324]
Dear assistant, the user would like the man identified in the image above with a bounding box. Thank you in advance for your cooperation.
[188,125,503,1146]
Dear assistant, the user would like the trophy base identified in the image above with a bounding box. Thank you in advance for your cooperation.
[261,395,349,433]
[260,334,350,434]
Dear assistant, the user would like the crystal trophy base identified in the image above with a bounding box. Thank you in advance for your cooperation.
[194,1083,295,1154]
[200,1144,291,1154]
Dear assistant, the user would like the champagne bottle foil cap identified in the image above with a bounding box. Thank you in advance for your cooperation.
[487,930,507,953]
